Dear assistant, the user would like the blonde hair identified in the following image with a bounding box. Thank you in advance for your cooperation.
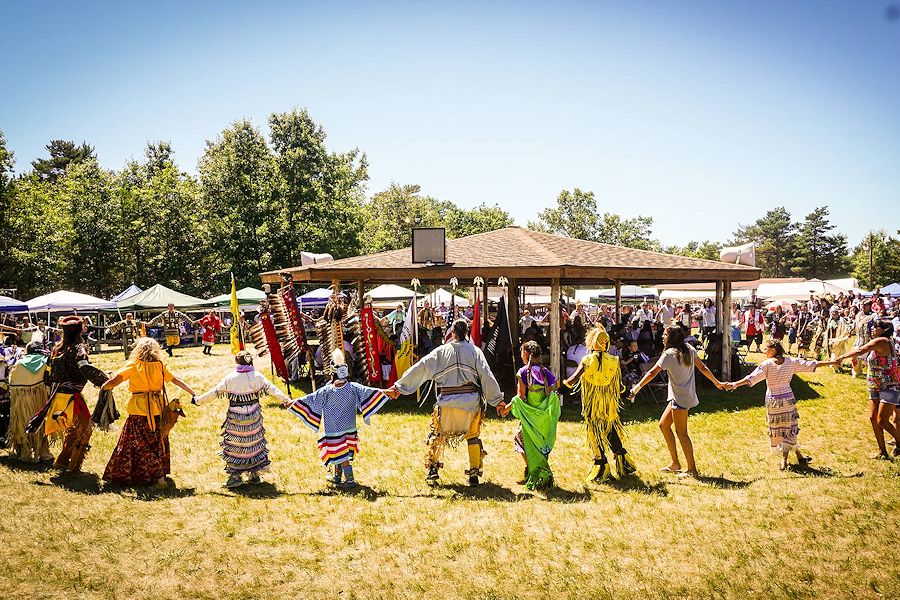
[130,337,164,363]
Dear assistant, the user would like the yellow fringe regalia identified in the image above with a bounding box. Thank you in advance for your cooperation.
[580,326,626,461]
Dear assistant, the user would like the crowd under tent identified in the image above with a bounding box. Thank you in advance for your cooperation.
[115,283,206,311]
[755,279,849,302]
[261,226,760,380]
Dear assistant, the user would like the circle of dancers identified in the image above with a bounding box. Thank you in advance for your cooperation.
[3,316,899,491]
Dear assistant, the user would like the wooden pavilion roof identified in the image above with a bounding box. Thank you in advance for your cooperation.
[260,226,760,285]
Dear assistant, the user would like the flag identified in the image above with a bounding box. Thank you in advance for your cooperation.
[483,296,511,369]
[230,274,244,354]
[360,306,383,384]
[444,292,456,342]
[394,298,417,378]
[471,288,482,348]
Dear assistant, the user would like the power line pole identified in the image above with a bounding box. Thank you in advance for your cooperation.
[868,232,874,290]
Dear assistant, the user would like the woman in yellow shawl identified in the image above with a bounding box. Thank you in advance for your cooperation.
[101,337,195,486]
[564,324,637,483]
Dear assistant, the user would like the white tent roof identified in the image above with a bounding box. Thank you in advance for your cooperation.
[367,284,417,301]
[756,279,849,301]
[110,284,142,302]
[297,287,333,308]
[659,289,753,301]
[418,288,470,308]
[826,278,858,291]
[26,290,117,312]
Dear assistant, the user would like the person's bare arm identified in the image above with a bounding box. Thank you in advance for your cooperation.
[171,376,196,397]
[694,354,725,389]
[628,365,661,400]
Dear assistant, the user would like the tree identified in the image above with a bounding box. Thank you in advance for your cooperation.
[731,207,797,278]
[443,203,513,239]
[792,207,849,279]
[664,240,723,261]
[31,140,96,182]
[850,231,900,290]
[199,122,278,289]
[361,183,448,253]
[528,188,657,249]
[0,131,16,292]
[269,108,368,264]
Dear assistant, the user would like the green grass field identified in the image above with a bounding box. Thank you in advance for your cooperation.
[1,346,898,599]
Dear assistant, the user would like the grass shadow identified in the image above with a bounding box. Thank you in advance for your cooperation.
[229,481,282,499]
[787,462,863,479]
[690,473,755,489]
[439,481,526,502]
[0,455,55,473]
[312,482,386,501]
[539,486,593,502]
[130,483,197,501]
[601,474,669,497]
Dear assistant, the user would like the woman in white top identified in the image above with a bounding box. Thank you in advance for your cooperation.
[629,325,725,476]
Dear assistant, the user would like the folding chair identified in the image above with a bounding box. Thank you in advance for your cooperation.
[637,360,667,406]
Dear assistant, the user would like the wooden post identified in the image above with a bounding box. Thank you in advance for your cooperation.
[614,280,622,324]
[507,277,519,350]
[715,280,723,338]
[550,277,561,380]
[722,280,732,381]
[356,279,364,306]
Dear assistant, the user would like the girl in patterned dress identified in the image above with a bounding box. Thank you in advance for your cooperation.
[284,350,390,488]
[193,351,290,488]
[726,340,834,470]
[835,320,900,459]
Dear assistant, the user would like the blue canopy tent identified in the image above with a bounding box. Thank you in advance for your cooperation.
[0,295,29,313]
[879,283,900,296]
[297,287,333,309]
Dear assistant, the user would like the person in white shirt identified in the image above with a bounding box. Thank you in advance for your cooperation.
[635,302,655,326]
[519,310,536,332]
[700,299,717,342]
[656,299,675,326]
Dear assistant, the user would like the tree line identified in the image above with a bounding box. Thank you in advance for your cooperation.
[2,112,898,300]
[529,188,900,288]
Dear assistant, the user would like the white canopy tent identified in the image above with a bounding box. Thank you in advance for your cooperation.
[367,284,417,309]
[297,287,333,309]
[756,279,848,302]
[26,290,117,312]
[418,288,470,308]
[659,289,752,302]
[110,284,143,302]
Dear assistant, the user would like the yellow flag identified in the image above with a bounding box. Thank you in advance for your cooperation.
[394,297,417,377]
[230,274,243,354]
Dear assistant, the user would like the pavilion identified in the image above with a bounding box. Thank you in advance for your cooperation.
[260,226,760,379]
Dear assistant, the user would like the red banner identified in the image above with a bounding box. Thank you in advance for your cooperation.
[260,311,289,382]
[360,306,382,384]
[279,286,309,353]
[471,289,482,347]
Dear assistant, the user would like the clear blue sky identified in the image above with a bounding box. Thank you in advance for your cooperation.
[2,1,898,248]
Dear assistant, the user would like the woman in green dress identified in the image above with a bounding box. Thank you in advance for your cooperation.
[500,340,561,490]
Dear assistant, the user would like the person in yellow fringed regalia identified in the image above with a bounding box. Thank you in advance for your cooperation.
[563,324,637,483]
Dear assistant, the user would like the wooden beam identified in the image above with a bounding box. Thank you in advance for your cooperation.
[357,279,364,306]
[550,278,561,380]
[715,280,723,338]
[721,280,732,381]
[614,280,622,324]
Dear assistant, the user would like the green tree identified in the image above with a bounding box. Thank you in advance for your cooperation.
[199,123,278,289]
[0,131,16,292]
[444,203,513,239]
[31,140,96,183]
[528,188,656,249]
[361,183,448,253]
[269,108,368,264]
[664,240,723,261]
[792,207,850,279]
[118,142,212,295]
[731,207,797,278]
[850,231,900,290]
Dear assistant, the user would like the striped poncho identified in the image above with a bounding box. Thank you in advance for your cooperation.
[287,381,389,466]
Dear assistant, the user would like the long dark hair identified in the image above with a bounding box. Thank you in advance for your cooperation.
[53,324,83,356]
[664,324,692,366]
[873,319,894,339]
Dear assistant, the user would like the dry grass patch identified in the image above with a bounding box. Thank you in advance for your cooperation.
[1,347,898,599]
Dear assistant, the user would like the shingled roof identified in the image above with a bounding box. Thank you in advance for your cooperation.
[260,226,760,285]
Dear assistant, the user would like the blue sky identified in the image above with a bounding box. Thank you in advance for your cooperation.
[2,1,898,248]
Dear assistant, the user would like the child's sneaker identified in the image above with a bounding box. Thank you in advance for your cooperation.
[224,474,243,489]
[247,472,261,484]
[426,464,440,482]
[325,465,342,485]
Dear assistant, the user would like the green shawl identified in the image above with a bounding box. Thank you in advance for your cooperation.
[510,388,561,490]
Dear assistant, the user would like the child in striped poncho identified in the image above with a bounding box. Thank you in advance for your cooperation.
[284,350,389,488]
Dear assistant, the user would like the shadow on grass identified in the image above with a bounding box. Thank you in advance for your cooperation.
[787,462,863,479]
[229,481,282,499]
[0,455,55,473]
[33,471,197,499]
[439,481,525,502]
[688,474,755,489]
[312,482,386,502]
[599,474,669,497]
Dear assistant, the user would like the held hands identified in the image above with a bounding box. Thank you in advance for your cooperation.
[384,386,401,400]
[496,402,511,417]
